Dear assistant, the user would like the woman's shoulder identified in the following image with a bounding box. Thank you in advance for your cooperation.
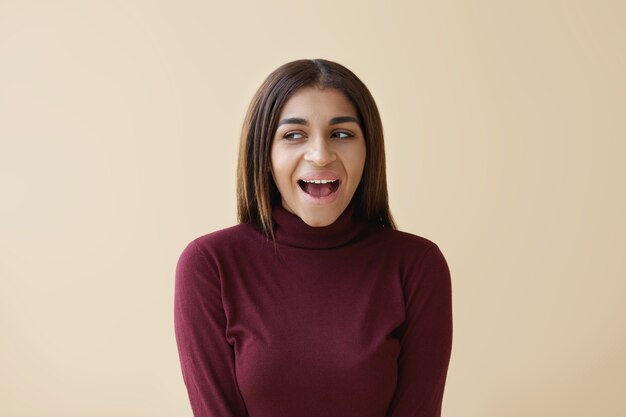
[194,222,265,247]
[368,226,449,273]
[372,225,440,253]
[362,227,451,300]
[177,223,268,265]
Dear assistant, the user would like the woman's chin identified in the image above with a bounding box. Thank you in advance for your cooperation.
[301,216,337,227]
[296,206,345,227]
[281,190,351,227]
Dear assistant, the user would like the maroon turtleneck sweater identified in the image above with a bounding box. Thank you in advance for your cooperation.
[174,204,453,417]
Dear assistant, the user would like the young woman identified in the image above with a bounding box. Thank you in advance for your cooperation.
[174,59,453,417]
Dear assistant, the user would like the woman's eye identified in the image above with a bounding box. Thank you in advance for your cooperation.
[284,131,304,140]
[333,131,353,139]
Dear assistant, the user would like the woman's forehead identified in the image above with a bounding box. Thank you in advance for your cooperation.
[278,87,358,121]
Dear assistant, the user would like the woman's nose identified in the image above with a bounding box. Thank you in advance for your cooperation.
[304,137,336,166]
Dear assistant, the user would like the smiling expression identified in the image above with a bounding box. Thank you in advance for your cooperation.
[270,87,366,227]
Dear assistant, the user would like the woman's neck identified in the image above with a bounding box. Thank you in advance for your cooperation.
[271,203,367,249]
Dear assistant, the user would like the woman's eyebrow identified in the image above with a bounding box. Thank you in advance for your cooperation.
[278,117,307,126]
[330,116,359,125]
[277,116,359,127]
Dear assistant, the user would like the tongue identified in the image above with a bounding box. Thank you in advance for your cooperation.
[305,182,334,197]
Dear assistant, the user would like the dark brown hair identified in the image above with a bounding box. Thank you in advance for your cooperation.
[236,58,396,239]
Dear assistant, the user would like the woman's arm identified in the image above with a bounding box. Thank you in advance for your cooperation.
[386,244,453,417]
[174,240,248,417]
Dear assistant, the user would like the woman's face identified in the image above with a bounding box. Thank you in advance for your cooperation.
[270,87,366,227]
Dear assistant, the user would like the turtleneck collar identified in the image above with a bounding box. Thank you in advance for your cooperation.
[271,203,368,249]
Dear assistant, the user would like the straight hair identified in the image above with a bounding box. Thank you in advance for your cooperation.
[237,59,396,240]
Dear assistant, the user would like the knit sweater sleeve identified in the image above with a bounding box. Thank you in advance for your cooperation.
[386,244,453,417]
[174,240,248,417]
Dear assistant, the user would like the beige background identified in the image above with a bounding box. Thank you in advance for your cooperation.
[1,0,625,416]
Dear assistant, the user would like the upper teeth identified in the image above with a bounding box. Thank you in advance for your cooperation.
[302,179,336,184]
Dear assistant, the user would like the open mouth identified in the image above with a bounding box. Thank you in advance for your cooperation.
[298,179,340,198]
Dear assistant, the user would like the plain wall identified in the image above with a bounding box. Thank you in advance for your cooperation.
[1,1,624,416]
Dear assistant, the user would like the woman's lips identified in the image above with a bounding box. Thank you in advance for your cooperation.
[297,171,342,203]
[298,179,340,197]
[298,170,340,182]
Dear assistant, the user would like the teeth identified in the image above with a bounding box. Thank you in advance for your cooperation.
[302,179,337,184]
